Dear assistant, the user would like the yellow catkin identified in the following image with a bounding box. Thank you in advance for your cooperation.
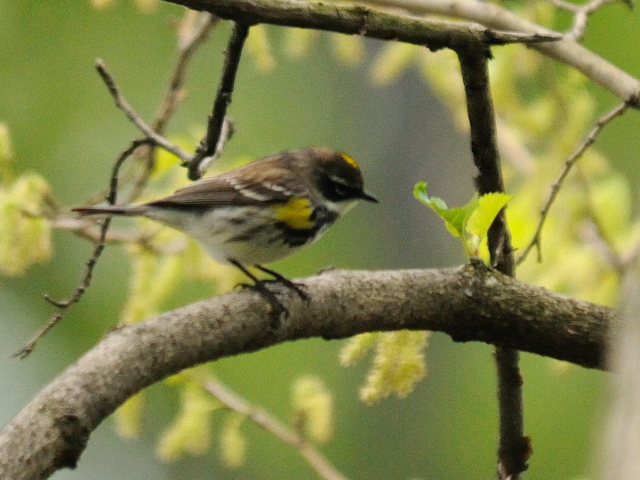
[339,332,380,366]
[292,376,333,443]
[220,412,247,468]
[360,331,429,405]
[114,392,145,439]
[156,383,217,461]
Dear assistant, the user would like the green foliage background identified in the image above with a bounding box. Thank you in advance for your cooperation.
[2,0,638,479]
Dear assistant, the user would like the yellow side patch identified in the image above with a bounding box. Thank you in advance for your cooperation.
[274,198,314,229]
[340,153,360,170]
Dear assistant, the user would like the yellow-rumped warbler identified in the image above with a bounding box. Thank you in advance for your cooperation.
[73,147,377,308]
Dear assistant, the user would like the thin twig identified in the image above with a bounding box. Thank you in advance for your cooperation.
[545,0,630,40]
[581,220,623,270]
[19,18,219,356]
[50,216,155,244]
[95,59,193,164]
[51,216,189,255]
[516,101,630,266]
[573,162,626,270]
[196,117,235,174]
[13,139,152,359]
[353,0,640,106]
[570,0,628,40]
[188,22,250,180]
[544,0,583,11]
[128,12,219,203]
[201,377,349,480]
[458,44,527,479]
[153,12,219,136]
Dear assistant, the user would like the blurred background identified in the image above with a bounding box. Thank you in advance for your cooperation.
[1,1,638,479]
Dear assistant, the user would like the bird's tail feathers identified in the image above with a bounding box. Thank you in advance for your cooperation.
[72,205,144,217]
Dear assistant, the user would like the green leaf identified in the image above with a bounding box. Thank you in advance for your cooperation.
[414,182,478,239]
[414,182,512,258]
[467,192,513,240]
[414,182,456,231]
[440,199,478,239]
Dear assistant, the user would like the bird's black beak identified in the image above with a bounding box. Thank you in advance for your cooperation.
[361,191,378,203]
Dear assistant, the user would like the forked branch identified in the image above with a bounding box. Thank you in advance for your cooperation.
[188,21,250,179]
[14,139,154,359]
[202,377,349,480]
[516,101,631,266]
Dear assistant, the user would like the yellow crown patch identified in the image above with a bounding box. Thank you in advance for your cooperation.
[340,153,360,170]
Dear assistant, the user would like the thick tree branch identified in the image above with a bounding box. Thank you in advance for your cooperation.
[163,0,561,52]
[365,0,640,106]
[0,264,615,479]
[458,45,525,479]
[161,0,639,106]
[599,261,640,479]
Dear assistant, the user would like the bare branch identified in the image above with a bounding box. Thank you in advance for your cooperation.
[13,139,153,359]
[361,0,640,105]
[0,265,616,479]
[457,47,526,479]
[188,22,249,180]
[50,215,157,244]
[95,59,193,164]
[599,260,640,480]
[195,117,235,175]
[162,0,561,51]
[127,11,219,203]
[202,377,349,480]
[545,0,631,40]
[152,12,219,137]
[516,101,630,266]
[157,0,640,104]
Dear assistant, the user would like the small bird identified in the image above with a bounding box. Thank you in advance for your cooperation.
[73,147,377,310]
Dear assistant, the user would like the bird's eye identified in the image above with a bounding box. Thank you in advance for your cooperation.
[319,175,357,202]
[332,182,348,197]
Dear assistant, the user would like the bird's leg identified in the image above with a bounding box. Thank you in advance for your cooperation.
[254,265,309,302]
[228,259,289,318]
